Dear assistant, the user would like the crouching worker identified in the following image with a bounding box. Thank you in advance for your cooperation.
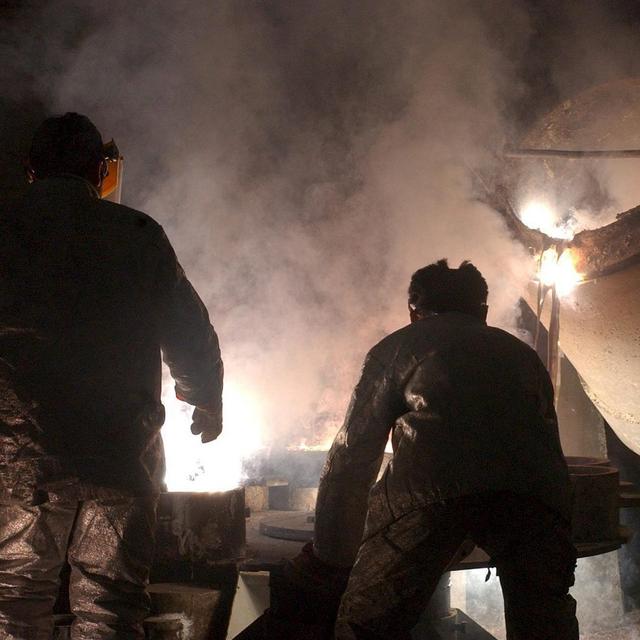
[0,113,224,639]
[292,259,578,640]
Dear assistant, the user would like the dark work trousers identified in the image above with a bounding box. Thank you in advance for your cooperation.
[335,491,578,640]
[0,497,157,640]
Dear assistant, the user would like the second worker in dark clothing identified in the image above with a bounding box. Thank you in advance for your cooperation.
[0,113,223,639]
[311,259,578,640]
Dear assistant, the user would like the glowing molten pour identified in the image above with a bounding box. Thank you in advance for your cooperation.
[519,201,574,240]
[161,379,264,492]
[537,248,582,297]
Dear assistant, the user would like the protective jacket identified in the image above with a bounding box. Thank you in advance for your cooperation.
[314,312,571,567]
[0,177,223,502]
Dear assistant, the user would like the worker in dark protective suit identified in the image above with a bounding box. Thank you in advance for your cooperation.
[308,259,578,640]
[0,113,223,639]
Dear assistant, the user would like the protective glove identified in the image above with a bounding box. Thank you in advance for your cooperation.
[190,406,223,443]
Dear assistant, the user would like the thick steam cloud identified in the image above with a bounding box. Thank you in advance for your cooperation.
[4,0,638,474]
[3,1,535,462]
[3,2,640,634]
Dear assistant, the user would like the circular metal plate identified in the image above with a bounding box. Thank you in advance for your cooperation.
[259,511,315,542]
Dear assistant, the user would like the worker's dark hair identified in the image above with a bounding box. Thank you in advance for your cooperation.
[408,259,488,316]
[28,112,103,179]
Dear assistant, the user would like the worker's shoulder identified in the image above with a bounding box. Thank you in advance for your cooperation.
[92,200,175,255]
[484,323,534,348]
[366,322,416,364]
[483,323,542,365]
[368,316,540,365]
[93,199,163,235]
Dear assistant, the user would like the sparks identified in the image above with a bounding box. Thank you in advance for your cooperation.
[537,248,582,296]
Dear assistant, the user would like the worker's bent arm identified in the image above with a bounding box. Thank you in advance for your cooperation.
[314,350,403,567]
[155,230,223,411]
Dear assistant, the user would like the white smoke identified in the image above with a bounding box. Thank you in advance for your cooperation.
[3,0,640,635]
[0,0,537,456]
[507,0,640,236]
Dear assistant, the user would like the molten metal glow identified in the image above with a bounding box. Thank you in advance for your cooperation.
[290,441,333,452]
[161,378,264,492]
[289,435,395,454]
[537,248,582,296]
[519,201,574,240]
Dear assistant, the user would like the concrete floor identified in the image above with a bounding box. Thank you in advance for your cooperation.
[581,609,640,640]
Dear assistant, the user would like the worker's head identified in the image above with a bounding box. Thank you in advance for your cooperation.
[408,259,488,322]
[28,112,106,188]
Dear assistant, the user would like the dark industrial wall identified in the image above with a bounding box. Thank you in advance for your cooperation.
[0,102,45,201]
[0,4,47,202]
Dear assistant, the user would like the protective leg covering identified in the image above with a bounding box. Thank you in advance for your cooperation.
[334,492,578,640]
[68,498,157,640]
[334,507,466,640]
[0,501,77,640]
[0,497,157,640]
[476,494,579,640]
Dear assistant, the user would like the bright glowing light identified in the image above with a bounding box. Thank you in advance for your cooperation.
[520,201,555,232]
[537,248,582,296]
[161,377,264,492]
[519,201,574,240]
[289,441,332,452]
[289,434,395,453]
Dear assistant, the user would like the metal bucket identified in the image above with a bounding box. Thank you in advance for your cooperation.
[153,488,246,573]
[150,489,245,640]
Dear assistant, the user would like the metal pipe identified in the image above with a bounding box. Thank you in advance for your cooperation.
[504,146,640,159]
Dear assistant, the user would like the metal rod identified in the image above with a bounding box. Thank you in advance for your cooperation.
[548,285,562,399]
[533,279,545,355]
[504,146,640,159]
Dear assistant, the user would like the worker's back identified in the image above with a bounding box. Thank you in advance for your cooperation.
[0,113,224,640]
[375,312,571,521]
[0,176,216,501]
[314,261,578,640]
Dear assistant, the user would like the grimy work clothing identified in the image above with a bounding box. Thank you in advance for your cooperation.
[335,492,577,640]
[0,498,156,640]
[0,176,223,639]
[313,312,576,639]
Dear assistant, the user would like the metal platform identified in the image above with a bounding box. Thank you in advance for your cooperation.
[258,511,314,542]
[237,510,628,640]
[253,510,626,570]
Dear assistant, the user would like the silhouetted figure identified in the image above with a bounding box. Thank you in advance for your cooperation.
[0,113,224,639]
[308,259,577,640]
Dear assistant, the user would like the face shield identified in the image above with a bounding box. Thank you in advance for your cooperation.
[99,139,124,203]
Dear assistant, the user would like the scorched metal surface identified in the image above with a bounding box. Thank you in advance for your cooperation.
[490,78,640,454]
